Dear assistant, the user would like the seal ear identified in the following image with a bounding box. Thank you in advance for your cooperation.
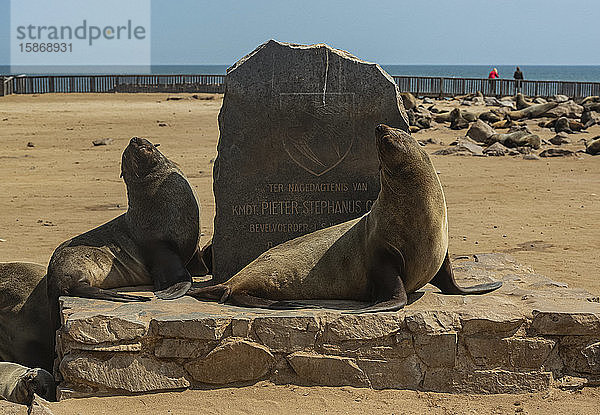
[345,242,407,313]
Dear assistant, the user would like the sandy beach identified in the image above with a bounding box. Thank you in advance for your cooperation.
[1,93,599,414]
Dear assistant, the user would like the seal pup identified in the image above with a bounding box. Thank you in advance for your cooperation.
[47,137,201,314]
[0,362,54,405]
[189,125,501,312]
[0,263,53,372]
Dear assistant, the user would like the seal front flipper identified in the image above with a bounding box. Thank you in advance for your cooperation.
[430,251,502,295]
[185,240,212,277]
[345,243,408,314]
[145,241,192,300]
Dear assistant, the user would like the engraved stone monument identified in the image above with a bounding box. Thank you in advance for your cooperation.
[213,40,409,281]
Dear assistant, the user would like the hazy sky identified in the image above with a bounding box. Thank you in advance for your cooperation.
[1,0,599,66]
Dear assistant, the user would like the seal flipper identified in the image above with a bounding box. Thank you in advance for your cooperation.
[144,241,192,300]
[69,284,151,302]
[230,294,308,310]
[185,240,213,277]
[187,284,228,302]
[188,285,308,309]
[185,247,208,277]
[430,251,502,295]
[345,243,408,314]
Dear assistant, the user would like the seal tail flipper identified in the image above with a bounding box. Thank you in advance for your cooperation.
[231,294,310,310]
[187,284,229,302]
[430,251,503,295]
[188,286,309,310]
[69,284,151,302]
[343,297,407,314]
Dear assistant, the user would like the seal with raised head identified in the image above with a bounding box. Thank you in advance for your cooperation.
[0,362,54,405]
[0,262,53,373]
[47,137,201,320]
[189,125,501,312]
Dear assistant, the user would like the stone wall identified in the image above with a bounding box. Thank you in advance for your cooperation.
[55,254,600,398]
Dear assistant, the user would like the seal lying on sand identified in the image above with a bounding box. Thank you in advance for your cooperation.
[0,362,54,405]
[47,137,201,318]
[0,263,53,373]
[189,125,501,312]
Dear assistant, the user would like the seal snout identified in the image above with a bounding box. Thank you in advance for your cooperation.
[121,137,162,180]
[129,136,154,149]
[375,124,391,136]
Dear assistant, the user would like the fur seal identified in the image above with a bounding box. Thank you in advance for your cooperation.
[0,263,53,373]
[0,362,54,405]
[47,137,201,321]
[189,125,502,312]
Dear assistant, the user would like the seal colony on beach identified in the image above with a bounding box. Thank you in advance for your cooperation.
[46,137,202,327]
[189,125,502,311]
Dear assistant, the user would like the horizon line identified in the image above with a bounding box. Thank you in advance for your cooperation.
[148,63,600,67]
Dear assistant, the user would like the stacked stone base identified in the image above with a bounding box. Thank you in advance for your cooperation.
[55,254,600,398]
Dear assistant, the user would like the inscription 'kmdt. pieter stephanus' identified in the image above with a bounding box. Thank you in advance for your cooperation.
[212,40,409,282]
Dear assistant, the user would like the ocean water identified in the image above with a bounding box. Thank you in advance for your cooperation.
[150,65,600,82]
[382,65,600,82]
[2,65,600,82]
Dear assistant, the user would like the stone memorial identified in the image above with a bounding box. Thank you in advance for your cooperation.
[212,40,409,281]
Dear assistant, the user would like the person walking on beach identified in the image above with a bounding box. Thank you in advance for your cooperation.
[488,67,500,95]
[513,66,524,94]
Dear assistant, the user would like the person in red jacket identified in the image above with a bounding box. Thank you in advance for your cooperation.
[488,67,500,79]
[488,67,500,95]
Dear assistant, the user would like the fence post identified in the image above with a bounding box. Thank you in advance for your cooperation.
[0,76,4,96]
[439,77,443,97]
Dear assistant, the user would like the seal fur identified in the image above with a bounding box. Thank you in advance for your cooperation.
[0,362,54,405]
[189,125,501,312]
[0,263,56,404]
[47,137,201,324]
[0,262,53,372]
